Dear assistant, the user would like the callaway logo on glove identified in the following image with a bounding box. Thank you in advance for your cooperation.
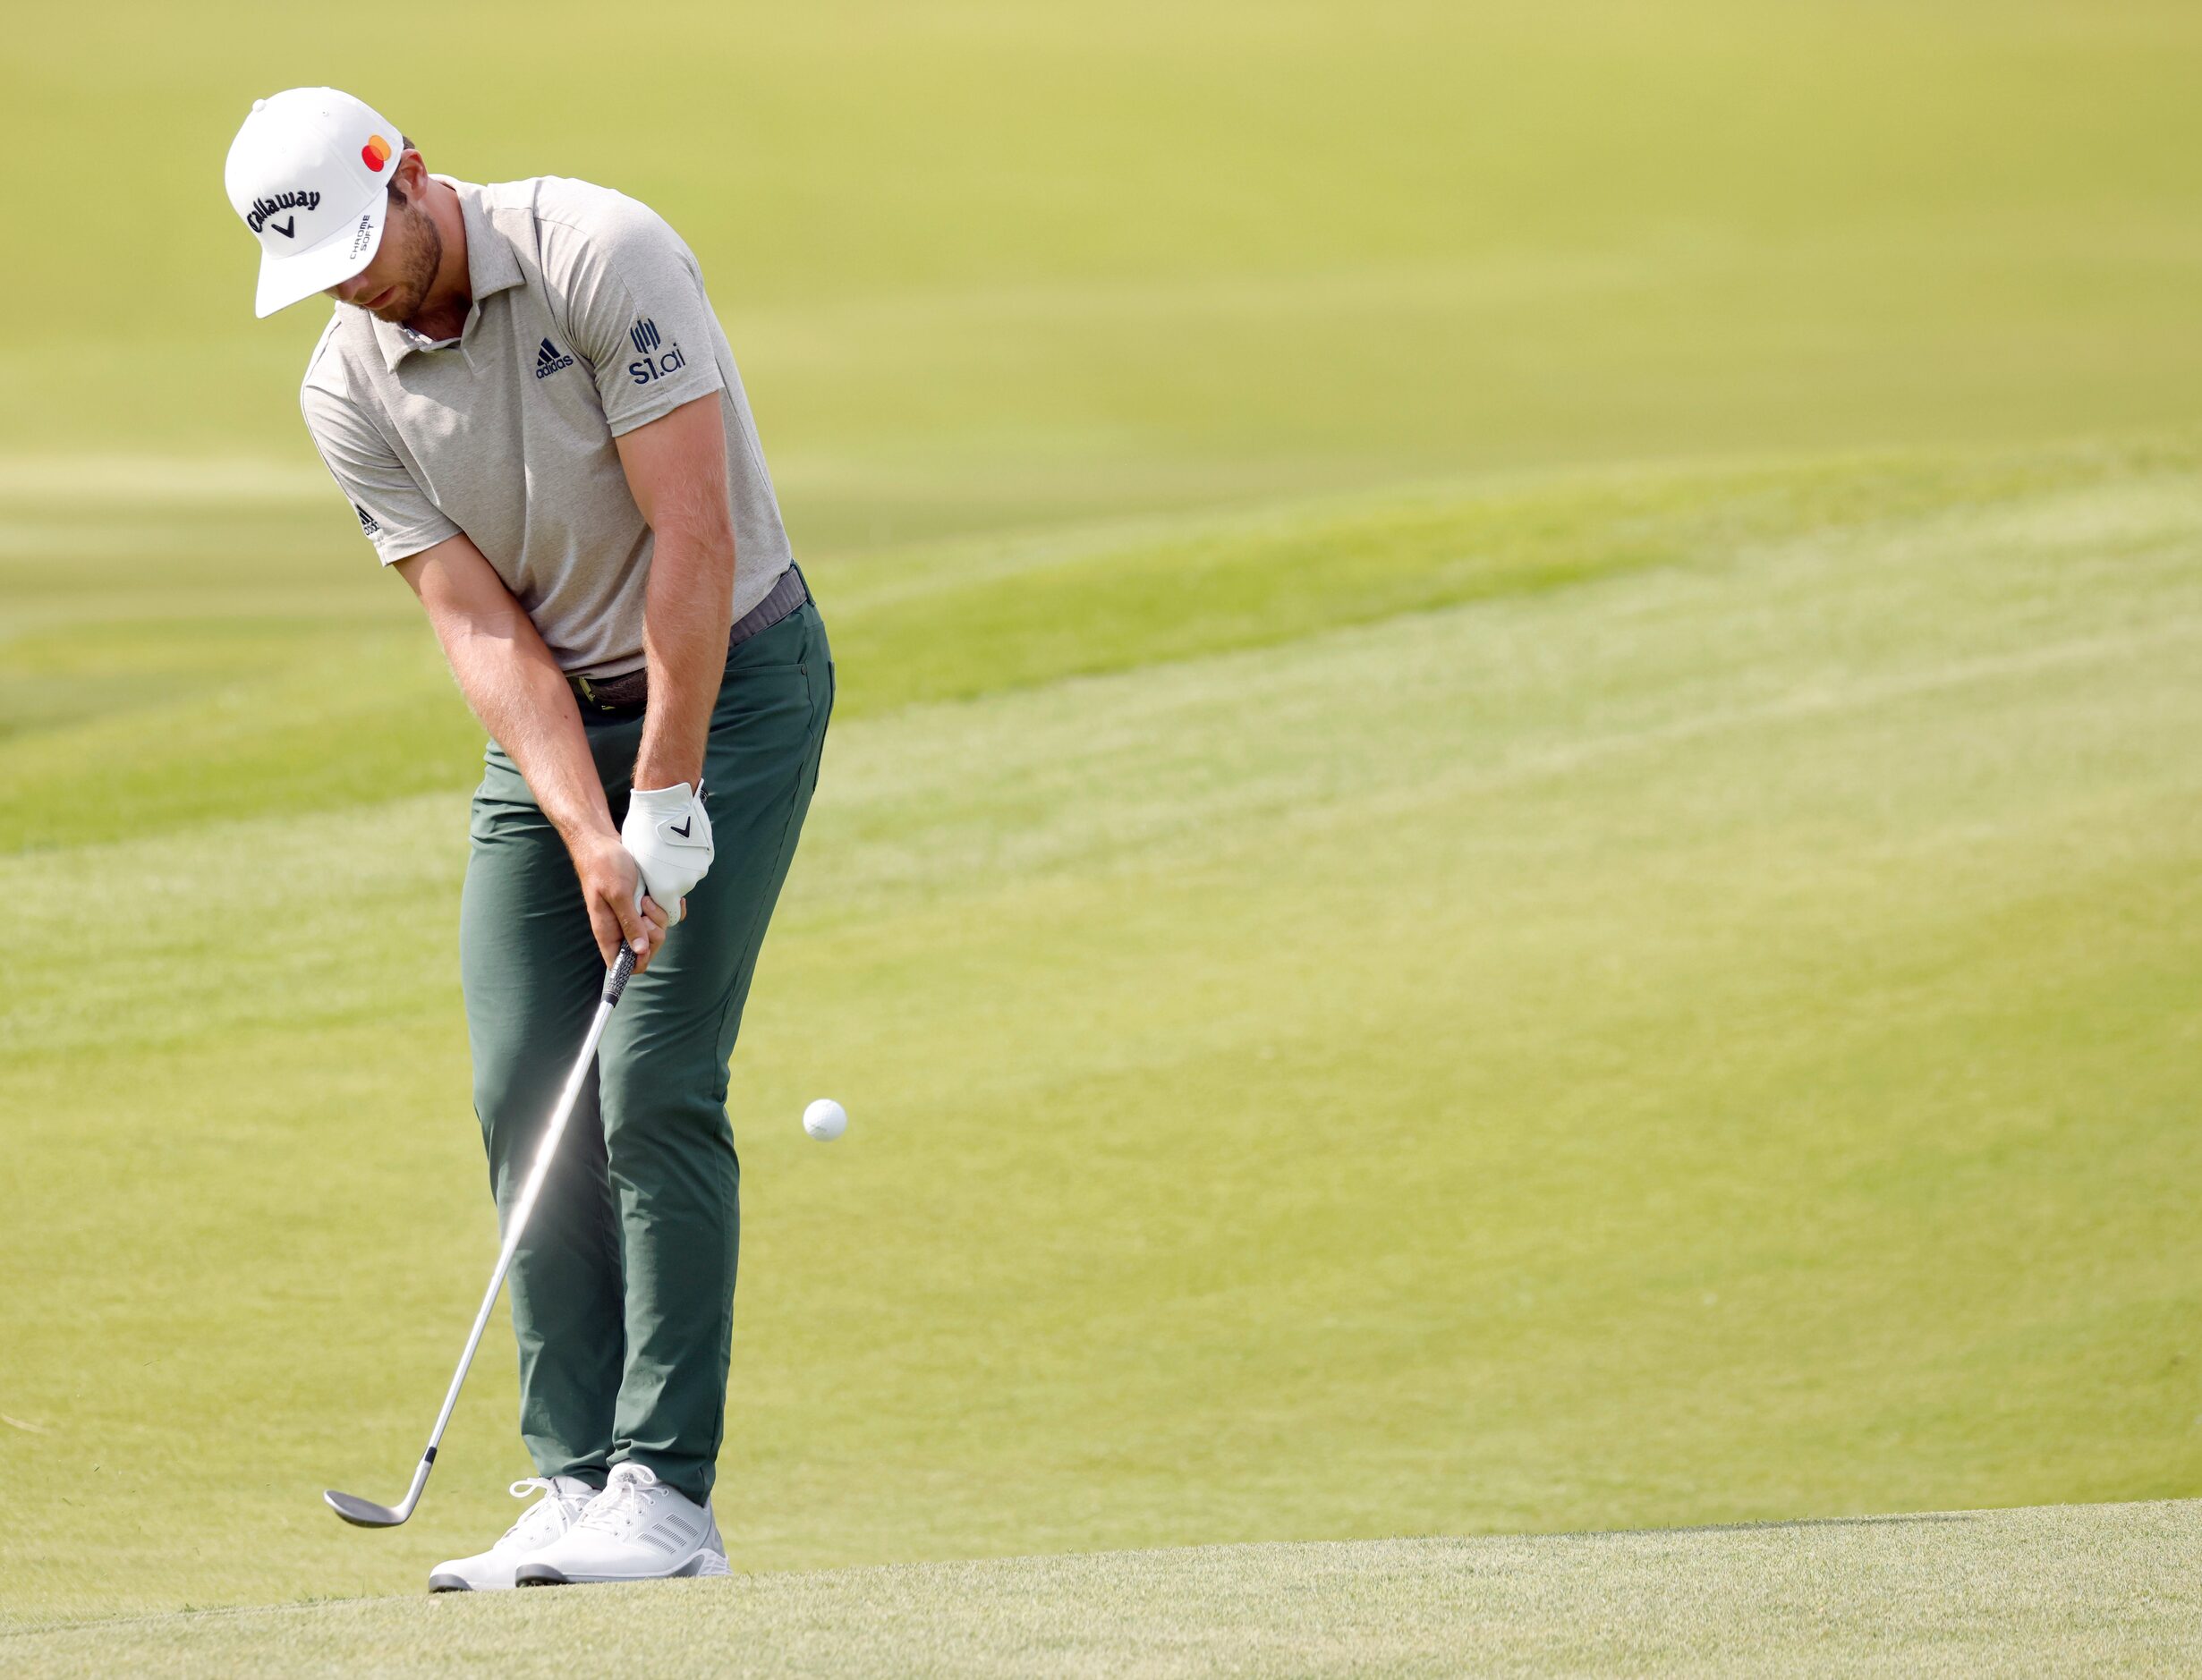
[622,782,714,924]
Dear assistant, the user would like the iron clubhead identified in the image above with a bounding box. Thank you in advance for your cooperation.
[325,1488,410,1527]
[327,1443,435,1527]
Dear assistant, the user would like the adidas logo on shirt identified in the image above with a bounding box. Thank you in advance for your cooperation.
[534,338,576,379]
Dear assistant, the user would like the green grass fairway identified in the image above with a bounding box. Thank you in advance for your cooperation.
[4,441,2202,1632]
[7,1502,2199,1677]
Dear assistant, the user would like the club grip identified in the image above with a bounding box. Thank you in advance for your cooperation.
[603,940,638,1005]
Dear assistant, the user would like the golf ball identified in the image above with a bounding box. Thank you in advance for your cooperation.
[803,1098,848,1141]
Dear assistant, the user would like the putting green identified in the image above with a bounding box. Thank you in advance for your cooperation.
[6,1502,2199,1676]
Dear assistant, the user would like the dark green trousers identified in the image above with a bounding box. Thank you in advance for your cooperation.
[459,600,831,1503]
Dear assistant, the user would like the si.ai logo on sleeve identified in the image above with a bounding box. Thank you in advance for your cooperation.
[626,318,687,386]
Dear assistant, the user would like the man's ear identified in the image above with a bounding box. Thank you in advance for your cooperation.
[390,149,430,199]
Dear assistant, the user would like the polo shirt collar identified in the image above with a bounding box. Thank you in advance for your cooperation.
[371,179,524,370]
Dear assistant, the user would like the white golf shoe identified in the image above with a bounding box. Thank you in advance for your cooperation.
[427,1475,598,1591]
[514,1462,731,1586]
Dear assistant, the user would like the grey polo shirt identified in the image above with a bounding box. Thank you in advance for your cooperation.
[300,175,794,678]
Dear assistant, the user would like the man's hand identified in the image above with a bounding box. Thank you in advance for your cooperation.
[570,830,673,970]
[621,782,714,925]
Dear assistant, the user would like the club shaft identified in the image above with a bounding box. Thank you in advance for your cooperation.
[418,989,621,1464]
[330,943,636,1526]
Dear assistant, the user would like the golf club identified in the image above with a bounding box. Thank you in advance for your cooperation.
[325,939,638,1528]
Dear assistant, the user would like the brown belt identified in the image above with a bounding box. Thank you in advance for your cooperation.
[571,564,810,717]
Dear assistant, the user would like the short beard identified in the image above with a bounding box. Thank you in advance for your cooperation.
[368,193,444,325]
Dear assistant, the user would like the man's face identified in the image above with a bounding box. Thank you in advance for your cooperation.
[326,180,441,324]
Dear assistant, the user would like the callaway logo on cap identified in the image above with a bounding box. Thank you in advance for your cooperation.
[224,88,404,318]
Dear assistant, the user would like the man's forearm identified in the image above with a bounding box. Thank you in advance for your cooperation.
[633,523,735,790]
[395,534,666,966]
[438,614,615,850]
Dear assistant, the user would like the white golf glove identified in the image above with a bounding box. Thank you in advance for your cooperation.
[621,781,713,925]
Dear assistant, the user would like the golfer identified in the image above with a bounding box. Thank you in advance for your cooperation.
[223,89,831,1590]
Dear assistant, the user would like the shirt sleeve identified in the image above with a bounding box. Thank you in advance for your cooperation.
[299,380,462,565]
[543,191,729,437]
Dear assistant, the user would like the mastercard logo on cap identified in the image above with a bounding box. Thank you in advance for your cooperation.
[361,133,392,172]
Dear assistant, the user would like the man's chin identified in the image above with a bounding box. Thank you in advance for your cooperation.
[347,286,414,322]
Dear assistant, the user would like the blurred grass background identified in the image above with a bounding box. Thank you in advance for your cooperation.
[6,2,2202,542]
[4,0,2202,1638]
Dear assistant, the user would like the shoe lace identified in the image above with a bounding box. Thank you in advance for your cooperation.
[574,1464,659,1537]
[499,1477,577,1545]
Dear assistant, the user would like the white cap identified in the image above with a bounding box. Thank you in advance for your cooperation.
[224,89,404,318]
